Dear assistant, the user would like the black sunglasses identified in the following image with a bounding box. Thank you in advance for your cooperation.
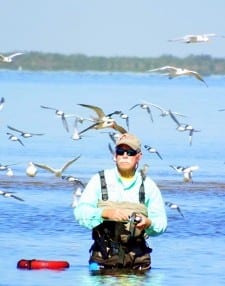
[116,147,138,156]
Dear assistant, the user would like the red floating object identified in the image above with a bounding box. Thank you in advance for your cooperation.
[17,259,70,270]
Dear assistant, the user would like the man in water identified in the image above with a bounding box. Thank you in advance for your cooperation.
[74,133,167,271]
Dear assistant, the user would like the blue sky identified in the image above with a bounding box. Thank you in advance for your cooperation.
[1,1,225,58]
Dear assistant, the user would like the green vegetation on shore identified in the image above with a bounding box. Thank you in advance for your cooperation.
[1,52,225,75]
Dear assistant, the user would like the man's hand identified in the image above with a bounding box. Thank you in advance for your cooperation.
[102,208,131,221]
[135,213,152,230]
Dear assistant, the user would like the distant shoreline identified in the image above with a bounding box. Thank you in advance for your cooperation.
[0,52,225,75]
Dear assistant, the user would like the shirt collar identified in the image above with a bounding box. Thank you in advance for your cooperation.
[114,168,139,190]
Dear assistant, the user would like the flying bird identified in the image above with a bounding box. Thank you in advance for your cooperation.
[168,110,200,145]
[143,101,186,118]
[61,175,85,187]
[165,201,184,217]
[0,162,20,171]
[7,125,44,138]
[40,105,70,132]
[77,104,127,135]
[144,145,163,160]
[170,165,199,183]
[6,132,24,146]
[0,190,24,201]
[33,155,81,177]
[168,33,220,44]
[0,52,24,63]
[71,117,83,141]
[114,111,130,130]
[147,65,208,87]
[129,103,154,122]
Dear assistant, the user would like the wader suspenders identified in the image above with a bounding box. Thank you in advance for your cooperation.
[98,170,145,203]
[99,170,108,201]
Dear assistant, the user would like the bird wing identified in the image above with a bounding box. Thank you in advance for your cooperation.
[0,97,5,104]
[156,151,163,160]
[78,103,106,119]
[61,155,81,172]
[29,132,45,136]
[148,66,178,73]
[61,114,69,132]
[168,110,181,126]
[0,190,24,201]
[40,105,57,111]
[145,106,154,122]
[189,71,208,87]
[129,103,140,110]
[17,138,25,146]
[148,102,164,112]
[177,207,184,217]
[7,125,23,134]
[33,162,56,174]
[8,52,24,59]
[187,166,199,172]
[7,125,44,136]
[108,143,114,155]
[112,122,127,134]
[78,122,99,135]
[169,165,183,173]
[11,194,24,201]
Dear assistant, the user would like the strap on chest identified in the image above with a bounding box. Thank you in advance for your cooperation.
[98,170,145,203]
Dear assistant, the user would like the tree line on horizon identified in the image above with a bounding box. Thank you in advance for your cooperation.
[0,52,225,75]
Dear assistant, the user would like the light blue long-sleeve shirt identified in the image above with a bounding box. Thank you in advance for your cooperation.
[74,167,167,236]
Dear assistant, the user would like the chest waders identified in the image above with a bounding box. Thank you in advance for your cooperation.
[89,170,152,270]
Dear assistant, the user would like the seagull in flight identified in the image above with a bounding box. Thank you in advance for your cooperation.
[40,105,70,132]
[114,111,130,130]
[168,33,220,44]
[0,190,24,201]
[147,65,208,87]
[143,101,186,118]
[0,52,24,63]
[129,103,154,122]
[61,175,85,187]
[165,201,184,217]
[6,132,24,146]
[77,104,127,135]
[33,155,81,177]
[0,162,20,171]
[168,110,200,145]
[7,125,44,138]
[170,165,199,183]
[144,145,163,160]
[71,117,83,141]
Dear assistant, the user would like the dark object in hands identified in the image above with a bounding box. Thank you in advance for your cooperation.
[129,212,142,224]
